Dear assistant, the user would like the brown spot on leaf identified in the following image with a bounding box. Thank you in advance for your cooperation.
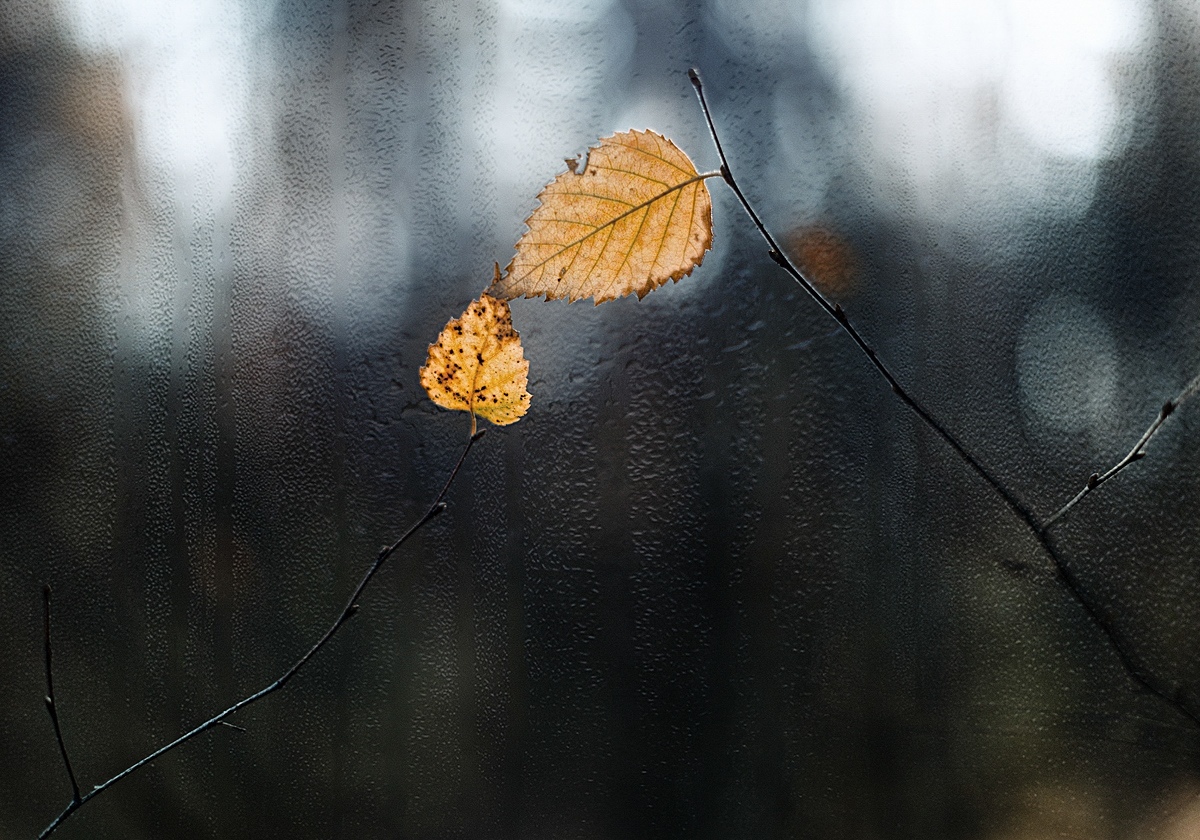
[419,294,531,432]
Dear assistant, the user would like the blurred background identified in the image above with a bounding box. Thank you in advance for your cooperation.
[3,0,1200,837]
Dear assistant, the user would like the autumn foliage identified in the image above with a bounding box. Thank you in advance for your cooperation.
[419,294,530,435]
[488,129,714,304]
[422,129,716,431]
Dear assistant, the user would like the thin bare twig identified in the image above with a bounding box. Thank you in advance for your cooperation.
[688,68,1200,728]
[686,69,1042,538]
[1042,371,1200,531]
[42,585,81,805]
[37,430,486,840]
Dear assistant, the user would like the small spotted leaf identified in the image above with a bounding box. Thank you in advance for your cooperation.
[420,294,531,434]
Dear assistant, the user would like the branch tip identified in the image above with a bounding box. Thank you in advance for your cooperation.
[687,67,701,89]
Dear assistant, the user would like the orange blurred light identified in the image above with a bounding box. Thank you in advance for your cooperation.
[787,225,858,299]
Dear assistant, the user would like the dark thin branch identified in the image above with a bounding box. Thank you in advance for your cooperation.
[686,69,1042,538]
[688,67,1200,728]
[37,430,486,840]
[1042,371,1200,530]
[42,585,81,804]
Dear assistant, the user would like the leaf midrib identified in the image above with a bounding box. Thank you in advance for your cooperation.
[508,170,721,287]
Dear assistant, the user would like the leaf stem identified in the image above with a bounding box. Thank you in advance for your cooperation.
[688,66,1200,728]
[36,431,486,839]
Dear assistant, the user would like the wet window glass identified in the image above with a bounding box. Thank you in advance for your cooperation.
[4,1,1200,837]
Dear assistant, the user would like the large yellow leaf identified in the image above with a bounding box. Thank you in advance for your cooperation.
[420,294,531,434]
[488,129,715,304]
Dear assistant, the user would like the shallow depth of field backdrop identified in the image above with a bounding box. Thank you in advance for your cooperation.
[4,1,1200,838]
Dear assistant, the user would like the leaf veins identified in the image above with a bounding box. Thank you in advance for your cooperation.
[488,129,716,305]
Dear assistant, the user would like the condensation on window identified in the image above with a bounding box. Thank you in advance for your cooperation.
[3,1,1200,838]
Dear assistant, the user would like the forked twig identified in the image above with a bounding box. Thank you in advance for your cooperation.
[1042,371,1200,531]
[688,68,1200,728]
[36,430,486,839]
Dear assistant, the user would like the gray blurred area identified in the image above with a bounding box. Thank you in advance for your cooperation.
[4,0,1200,837]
